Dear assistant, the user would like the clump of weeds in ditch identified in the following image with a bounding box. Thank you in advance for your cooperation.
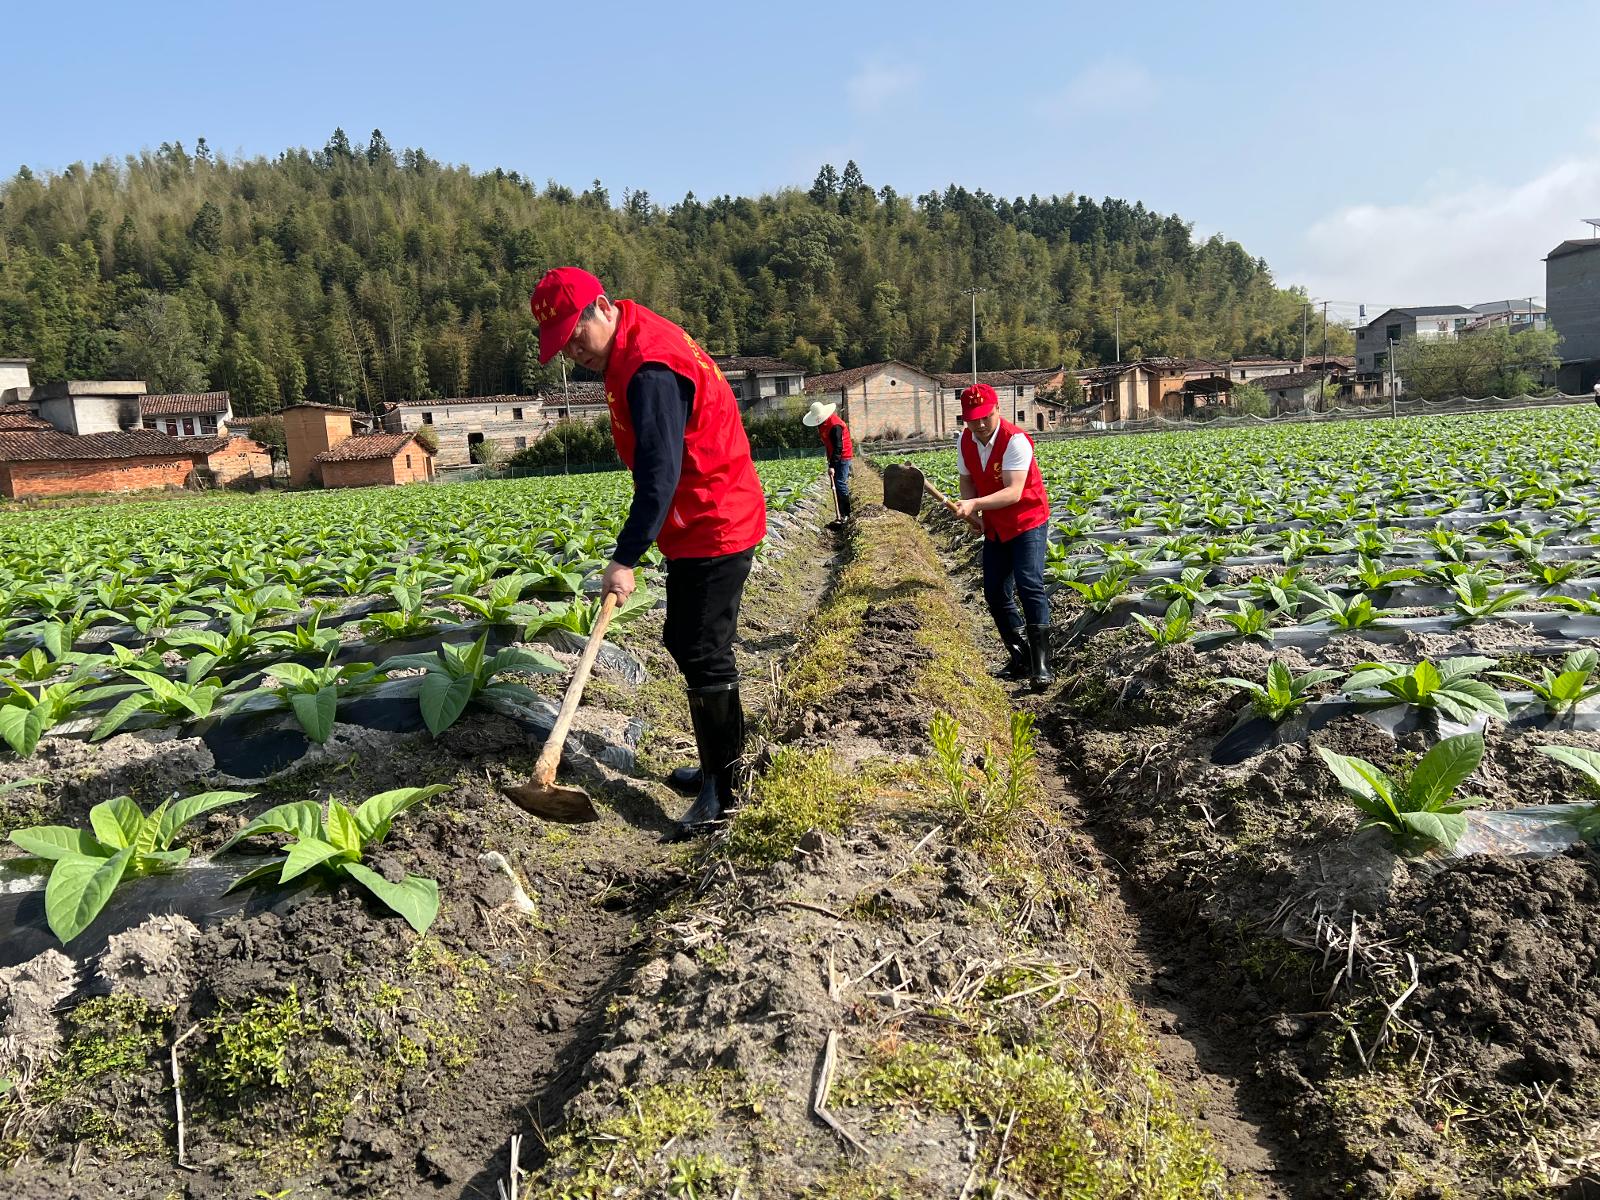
[930,709,1037,847]
[725,747,861,867]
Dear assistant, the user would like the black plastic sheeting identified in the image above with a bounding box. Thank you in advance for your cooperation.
[0,861,315,968]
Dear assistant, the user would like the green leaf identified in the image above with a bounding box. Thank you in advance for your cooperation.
[1406,733,1484,810]
[133,802,169,860]
[264,662,318,689]
[0,704,49,757]
[326,802,363,855]
[353,785,450,844]
[1436,656,1495,683]
[1540,745,1600,787]
[215,800,322,854]
[89,796,143,850]
[44,848,132,943]
[90,693,152,742]
[290,687,339,744]
[419,670,475,736]
[222,856,290,893]
[1317,746,1384,805]
[486,646,561,676]
[9,825,111,861]
[281,835,349,882]
[158,791,253,848]
[1444,679,1509,718]
[343,863,439,934]
[1397,809,1468,851]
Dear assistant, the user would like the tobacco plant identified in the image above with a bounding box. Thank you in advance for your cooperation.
[1317,733,1489,853]
[1340,657,1509,722]
[1217,660,1340,723]
[218,786,451,933]
[1493,650,1600,715]
[1131,600,1195,647]
[379,632,559,734]
[9,790,252,942]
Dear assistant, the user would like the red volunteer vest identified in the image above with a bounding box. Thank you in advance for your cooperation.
[818,412,853,460]
[959,419,1051,543]
[603,300,767,560]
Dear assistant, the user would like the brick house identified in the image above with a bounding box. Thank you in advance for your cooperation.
[0,430,196,499]
[804,361,943,441]
[282,403,376,485]
[381,391,594,466]
[174,435,273,487]
[138,391,234,438]
[715,357,805,416]
[315,432,435,488]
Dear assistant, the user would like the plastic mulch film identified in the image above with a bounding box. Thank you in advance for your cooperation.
[1447,806,1594,859]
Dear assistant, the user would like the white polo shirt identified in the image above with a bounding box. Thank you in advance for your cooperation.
[956,429,1034,476]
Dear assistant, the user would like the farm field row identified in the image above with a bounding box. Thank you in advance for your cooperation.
[906,405,1600,1193]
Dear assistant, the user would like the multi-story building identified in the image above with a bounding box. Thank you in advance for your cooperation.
[716,357,805,416]
[380,383,608,466]
[1354,306,1475,380]
[1545,238,1600,392]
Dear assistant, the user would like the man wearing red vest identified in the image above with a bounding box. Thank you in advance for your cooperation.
[952,384,1054,688]
[530,267,767,835]
[801,399,853,526]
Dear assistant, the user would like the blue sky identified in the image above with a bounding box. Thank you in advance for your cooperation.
[9,1,1596,322]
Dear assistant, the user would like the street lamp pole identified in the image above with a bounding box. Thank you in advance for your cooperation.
[962,287,987,383]
[1114,304,1122,363]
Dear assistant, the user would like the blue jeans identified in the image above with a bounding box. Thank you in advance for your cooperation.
[830,458,851,506]
[982,521,1050,635]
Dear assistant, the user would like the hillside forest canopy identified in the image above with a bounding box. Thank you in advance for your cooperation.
[0,129,1350,417]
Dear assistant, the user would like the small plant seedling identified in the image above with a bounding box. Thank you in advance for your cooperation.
[1535,745,1600,840]
[1492,649,1600,716]
[1217,660,1340,723]
[1450,574,1532,627]
[8,791,253,943]
[1341,657,1508,723]
[1317,733,1489,853]
[379,632,560,735]
[218,786,450,933]
[1131,599,1196,647]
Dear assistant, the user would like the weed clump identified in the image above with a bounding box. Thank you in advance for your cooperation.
[727,747,859,866]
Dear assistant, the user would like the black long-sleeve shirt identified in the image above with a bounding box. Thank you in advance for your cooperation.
[826,423,844,464]
[612,365,693,567]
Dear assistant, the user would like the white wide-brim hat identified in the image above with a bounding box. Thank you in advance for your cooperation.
[802,400,837,426]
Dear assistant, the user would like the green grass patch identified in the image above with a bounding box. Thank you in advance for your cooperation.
[727,747,860,867]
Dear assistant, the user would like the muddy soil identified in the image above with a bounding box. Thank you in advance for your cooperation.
[1034,579,1600,1196]
[0,488,841,1199]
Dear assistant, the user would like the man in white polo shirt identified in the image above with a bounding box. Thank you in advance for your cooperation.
[951,383,1054,688]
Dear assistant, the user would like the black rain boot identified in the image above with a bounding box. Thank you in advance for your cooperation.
[1026,624,1054,690]
[838,490,853,524]
[674,683,744,837]
[996,625,1030,680]
[667,766,701,795]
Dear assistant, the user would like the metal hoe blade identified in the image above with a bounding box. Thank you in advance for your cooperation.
[882,463,927,517]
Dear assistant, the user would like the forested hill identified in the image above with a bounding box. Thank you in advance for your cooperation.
[0,129,1338,416]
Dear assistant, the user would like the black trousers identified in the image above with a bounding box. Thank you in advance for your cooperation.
[663,548,756,689]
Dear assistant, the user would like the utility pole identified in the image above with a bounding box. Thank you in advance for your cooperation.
[1388,338,1398,418]
[1301,303,1309,364]
[1322,301,1329,372]
[962,287,987,383]
[559,356,570,475]
[1114,304,1122,363]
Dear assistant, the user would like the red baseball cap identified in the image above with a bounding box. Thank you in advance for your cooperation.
[959,383,998,421]
[531,267,605,363]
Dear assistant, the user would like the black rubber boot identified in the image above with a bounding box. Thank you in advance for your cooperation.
[838,490,853,523]
[1026,624,1054,690]
[996,625,1030,680]
[667,766,701,795]
[673,683,744,837]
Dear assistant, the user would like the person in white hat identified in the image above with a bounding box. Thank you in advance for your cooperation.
[803,399,853,526]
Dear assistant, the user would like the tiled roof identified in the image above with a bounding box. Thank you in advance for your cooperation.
[805,360,935,394]
[537,382,607,407]
[1393,305,1474,318]
[0,406,51,432]
[1252,372,1322,390]
[715,356,804,375]
[387,394,535,409]
[0,429,192,462]
[1230,356,1298,364]
[174,435,266,455]
[138,391,231,416]
[1140,357,1225,371]
[1302,355,1355,370]
[314,433,422,463]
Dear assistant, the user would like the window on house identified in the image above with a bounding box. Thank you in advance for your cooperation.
[515,436,527,449]
[1375,352,1389,369]
[1385,324,1402,343]
[165,419,179,436]
[775,376,792,397]
[421,412,433,425]
[182,418,195,435]
[513,408,523,420]
[406,455,412,469]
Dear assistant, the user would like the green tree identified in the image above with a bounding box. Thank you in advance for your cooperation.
[114,293,208,392]
[1393,326,1560,402]
[1232,381,1270,417]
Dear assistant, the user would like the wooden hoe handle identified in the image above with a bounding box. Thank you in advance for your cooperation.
[532,591,621,786]
[923,479,984,534]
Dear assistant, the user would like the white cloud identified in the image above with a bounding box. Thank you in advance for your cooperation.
[1286,157,1600,306]
[846,60,919,115]
[1035,57,1155,120]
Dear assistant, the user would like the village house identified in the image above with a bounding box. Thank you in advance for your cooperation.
[380,383,609,467]
[1545,238,1600,392]
[175,435,273,487]
[716,356,805,416]
[0,358,32,403]
[1222,356,1302,382]
[0,429,196,500]
[29,380,148,435]
[804,360,944,441]
[1252,371,1325,415]
[1354,305,1476,390]
[137,391,234,438]
[315,432,435,488]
